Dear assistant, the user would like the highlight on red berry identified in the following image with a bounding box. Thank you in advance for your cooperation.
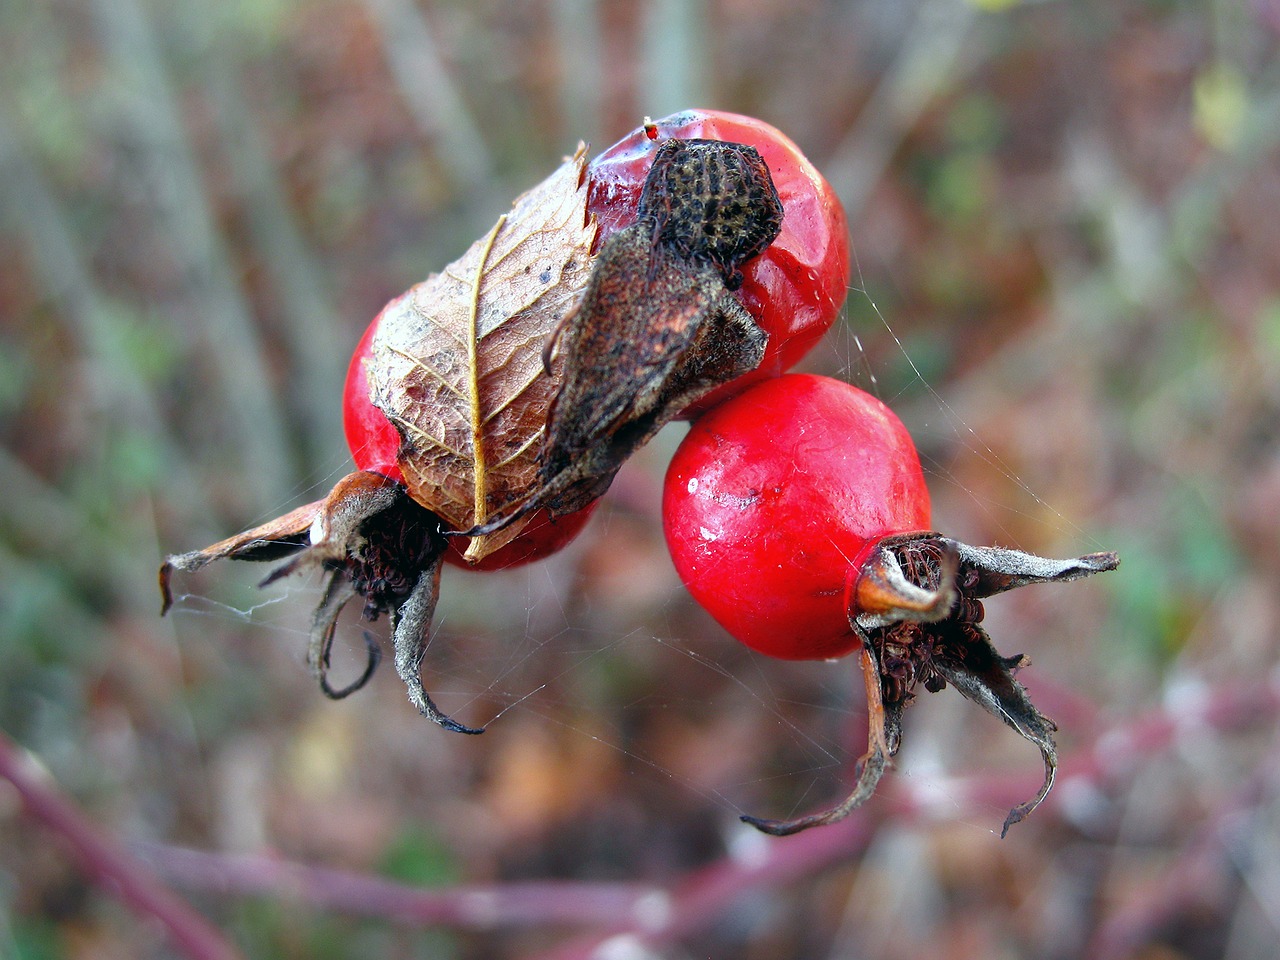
[663,374,1120,837]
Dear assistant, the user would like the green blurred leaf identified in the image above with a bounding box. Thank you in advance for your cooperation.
[5,917,62,960]
[966,0,1022,11]
[378,825,460,887]
[1193,64,1248,151]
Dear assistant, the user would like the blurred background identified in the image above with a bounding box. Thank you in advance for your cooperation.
[3,0,1280,957]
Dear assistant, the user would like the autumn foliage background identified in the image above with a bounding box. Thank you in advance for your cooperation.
[3,1,1280,958]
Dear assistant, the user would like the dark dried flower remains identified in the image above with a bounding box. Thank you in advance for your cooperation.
[163,138,785,735]
[638,139,784,289]
[470,138,784,532]
[745,536,1118,837]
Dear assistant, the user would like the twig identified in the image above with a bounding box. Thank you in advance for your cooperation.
[531,670,1280,959]
[363,0,494,192]
[528,815,877,960]
[0,732,243,960]
[37,671,1277,957]
[133,841,659,931]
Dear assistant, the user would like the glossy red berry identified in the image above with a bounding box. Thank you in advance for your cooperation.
[663,374,1119,837]
[664,374,930,660]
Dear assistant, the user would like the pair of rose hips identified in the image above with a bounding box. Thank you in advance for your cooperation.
[163,110,1117,836]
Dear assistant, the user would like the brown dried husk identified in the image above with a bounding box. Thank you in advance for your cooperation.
[367,147,598,562]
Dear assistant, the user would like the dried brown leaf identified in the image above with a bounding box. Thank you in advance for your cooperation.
[466,138,782,537]
[367,149,597,561]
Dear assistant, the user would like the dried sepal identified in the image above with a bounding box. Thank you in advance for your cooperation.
[948,541,1120,597]
[742,645,904,837]
[469,139,783,535]
[159,471,476,733]
[158,500,321,614]
[927,627,1058,837]
[509,232,768,524]
[852,535,959,628]
[740,536,1118,836]
[637,139,785,289]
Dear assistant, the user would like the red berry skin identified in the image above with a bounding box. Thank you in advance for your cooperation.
[663,374,931,660]
[443,502,596,570]
[344,309,405,485]
[589,110,850,414]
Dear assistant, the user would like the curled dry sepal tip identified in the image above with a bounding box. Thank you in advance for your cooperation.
[159,471,481,734]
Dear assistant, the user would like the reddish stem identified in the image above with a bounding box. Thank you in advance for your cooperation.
[525,814,878,960]
[10,672,1275,958]
[0,731,242,960]
[133,842,657,930]
[531,672,1280,959]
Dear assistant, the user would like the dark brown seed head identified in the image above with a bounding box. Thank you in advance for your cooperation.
[637,139,784,287]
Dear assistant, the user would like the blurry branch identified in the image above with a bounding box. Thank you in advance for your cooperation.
[126,670,1280,953]
[0,733,244,960]
[363,0,494,193]
[533,671,1280,959]
[1086,760,1280,960]
[552,0,605,146]
[91,0,293,511]
[0,107,204,522]
[171,4,349,466]
[531,817,878,960]
[641,0,709,119]
[133,842,659,931]
[9,585,1273,953]
[825,0,979,221]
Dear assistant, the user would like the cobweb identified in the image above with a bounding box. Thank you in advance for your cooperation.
[163,267,1107,837]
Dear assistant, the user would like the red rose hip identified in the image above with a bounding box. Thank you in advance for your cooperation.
[664,374,1120,836]
[167,111,848,738]
[665,374,930,660]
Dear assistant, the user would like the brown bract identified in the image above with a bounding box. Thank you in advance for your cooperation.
[468,138,783,536]
[743,536,1121,837]
[535,232,768,519]
[368,148,597,563]
[160,471,476,731]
